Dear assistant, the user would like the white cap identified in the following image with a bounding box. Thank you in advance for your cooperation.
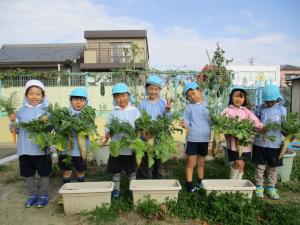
[25,80,45,91]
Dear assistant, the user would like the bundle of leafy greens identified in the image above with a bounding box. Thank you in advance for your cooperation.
[48,104,100,160]
[279,112,300,158]
[0,92,19,115]
[214,115,257,157]
[255,113,300,158]
[18,115,54,150]
[18,104,100,159]
[135,110,182,167]
[107,117,147,165]
[0,92,19,143]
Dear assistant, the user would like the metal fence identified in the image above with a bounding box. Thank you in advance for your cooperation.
[0,73,292,118]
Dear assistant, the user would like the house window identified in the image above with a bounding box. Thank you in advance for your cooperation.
[110,43,132,63]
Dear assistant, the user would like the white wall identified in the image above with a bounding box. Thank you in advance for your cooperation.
[227,65,280,87]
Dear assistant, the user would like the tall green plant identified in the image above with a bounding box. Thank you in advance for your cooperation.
[203,44,234,156]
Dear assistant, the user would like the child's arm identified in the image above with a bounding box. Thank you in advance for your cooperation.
[248,110,264,130]
[181,106,190,134]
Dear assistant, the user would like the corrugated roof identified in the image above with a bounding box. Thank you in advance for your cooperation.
[0,43,85,64]
[280,64,300,71]
[84,30,147,39]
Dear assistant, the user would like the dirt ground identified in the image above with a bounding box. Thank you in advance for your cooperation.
[0,143,189,225]
[0,161,197,225]
[0,142,17,158]
[1,142,299,225]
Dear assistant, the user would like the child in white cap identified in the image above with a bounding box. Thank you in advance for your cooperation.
[9,80,51,207]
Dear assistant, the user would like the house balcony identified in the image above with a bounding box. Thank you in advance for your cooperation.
[80,48,148,71]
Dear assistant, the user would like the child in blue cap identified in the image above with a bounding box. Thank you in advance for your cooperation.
[181,82,211,192]
[252,84,286,199]
[137,75,172,179]
[58,87,90,184]
[102,83,141,199]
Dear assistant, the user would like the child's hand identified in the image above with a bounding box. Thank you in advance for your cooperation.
[101,133,111,146]
[143,132,152,142]
[39,115,48,122]
[8,113,16,122]
[179,120,189,134]
[166,99,173,112]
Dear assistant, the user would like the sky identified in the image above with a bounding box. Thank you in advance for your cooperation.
[0,0,299,70]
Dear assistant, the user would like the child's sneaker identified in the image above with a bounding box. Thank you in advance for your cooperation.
[266,186,280,200]
[25,194,38,207]
[36,195,49,208]
[112,190,120,199]
[195,182,204,190]
[255,185,264,198]
[187,185,201,193]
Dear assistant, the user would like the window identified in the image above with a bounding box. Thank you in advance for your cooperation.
[110,43,132,63]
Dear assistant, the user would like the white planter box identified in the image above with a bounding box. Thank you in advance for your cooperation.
[130,179,182,205]
[202,179,256,199]
[58,182,114,214]
[94,145,110,165]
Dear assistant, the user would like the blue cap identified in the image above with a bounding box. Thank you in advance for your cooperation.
[230,85,247,93]
[146,75,164,88]
[112,83,130,95]
[262,84,284,102]
[183,82,199,95]
[70,87,88,98]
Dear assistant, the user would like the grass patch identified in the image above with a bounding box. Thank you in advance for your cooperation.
[0,164,9,172]
[81,153,300,225]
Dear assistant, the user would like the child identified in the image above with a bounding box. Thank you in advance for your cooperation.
[103,83,141,199]
[58,88,90,184]
[222,86,263,180]
[8,80,51,207]
[252,84,286,199]
[137,75,172,179]
[181,82,211,192]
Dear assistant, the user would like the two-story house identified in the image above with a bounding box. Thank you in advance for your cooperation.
[80,30,149,71]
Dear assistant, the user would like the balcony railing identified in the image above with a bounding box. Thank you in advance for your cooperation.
[84,47,146,64]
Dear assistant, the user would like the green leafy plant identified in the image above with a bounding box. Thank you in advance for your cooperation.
[18,104,100,157]
[203,44,235,156]
[106,117,148,165]
[136,196,161,220]
[279,112,300,158]
[0,91,19,143]
[18,116,54,150]
[135,110,182,167]
[213,115,257,157]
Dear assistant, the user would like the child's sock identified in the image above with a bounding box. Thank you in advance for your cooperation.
[77,176,85,182]
[26,176,36,195]
[186,181,193,192]
[128,172,136,181]
[197,178,203,184]
[236,172,244,180]
[230,167,239,179]
[40,176,49,196]
[112,173,121,191]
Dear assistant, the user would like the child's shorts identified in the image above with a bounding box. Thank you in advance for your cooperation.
[252,145,283,167]
[107,154,136,175]
[185,142,208,156]
[228,149,251,161]
[19,155,52,177]
[58,155,86,172]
